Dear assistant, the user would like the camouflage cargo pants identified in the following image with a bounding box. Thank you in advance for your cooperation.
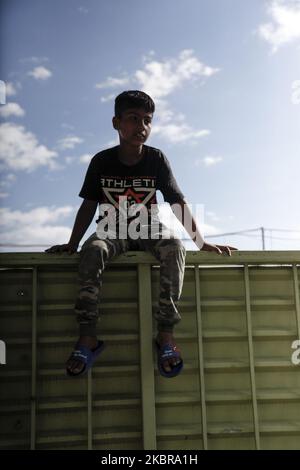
[75,223,186,336]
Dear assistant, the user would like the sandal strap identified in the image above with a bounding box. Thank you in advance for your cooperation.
[158,343,181,361]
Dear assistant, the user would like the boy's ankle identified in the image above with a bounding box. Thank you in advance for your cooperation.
[77,335,98,349]
[157,331,174,345]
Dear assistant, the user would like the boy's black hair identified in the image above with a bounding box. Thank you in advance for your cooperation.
[114,90,155,117]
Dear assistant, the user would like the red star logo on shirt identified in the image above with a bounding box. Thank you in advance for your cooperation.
[116,188,145,204]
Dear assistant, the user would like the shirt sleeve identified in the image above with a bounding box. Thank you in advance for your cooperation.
[157,151,185,204]
[78,154,100,201]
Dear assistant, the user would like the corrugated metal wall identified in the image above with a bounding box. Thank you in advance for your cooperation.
[0,251,300,450]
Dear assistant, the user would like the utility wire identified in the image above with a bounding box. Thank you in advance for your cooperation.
[0,227,299,248]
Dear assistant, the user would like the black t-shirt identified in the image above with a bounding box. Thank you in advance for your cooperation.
[79,145,184,227]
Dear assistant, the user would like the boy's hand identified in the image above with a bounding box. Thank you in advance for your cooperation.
[45,243,78,255]
[201,242,238,256]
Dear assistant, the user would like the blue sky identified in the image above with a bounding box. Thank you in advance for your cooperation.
[0,0,300,251]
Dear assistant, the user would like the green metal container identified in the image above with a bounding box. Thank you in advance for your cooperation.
[0,251,300,450]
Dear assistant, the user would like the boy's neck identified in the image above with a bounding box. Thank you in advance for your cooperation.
[118,141,144,166]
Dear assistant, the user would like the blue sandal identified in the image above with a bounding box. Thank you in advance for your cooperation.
[66,340,105,377]
[155,341,183,378]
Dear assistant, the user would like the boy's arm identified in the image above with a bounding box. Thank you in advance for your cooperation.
[45,199,98,254]
[172,199,237,256]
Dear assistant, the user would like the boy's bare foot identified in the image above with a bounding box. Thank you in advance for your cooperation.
[66,335,98,375]
[156,332,182,373]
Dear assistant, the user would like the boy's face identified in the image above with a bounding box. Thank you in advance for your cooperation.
[113,107,153,146]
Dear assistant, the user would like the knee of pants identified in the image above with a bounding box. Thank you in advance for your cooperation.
[81,239,110,257]
[79,241,109,277]
[158,238,186,261]
[172,238,186,254]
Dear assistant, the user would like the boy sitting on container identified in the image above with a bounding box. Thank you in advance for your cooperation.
[46,90,236,378]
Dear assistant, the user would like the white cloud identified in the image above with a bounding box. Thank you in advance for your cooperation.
[0,173,16,189]
[152,123,210,144]
[58,135,83,150]
[258,0,300,52]
[149,98,211,144]
[64,156,75,164]
[6,173,16,182]
[195,155,223,167]
[0,206,74,248]
[5,82,17,96]
[79,153,92,164]
[0,173,16,200]
[61,123,75,130]
[141,50,156,63]
[206,211,221,222]
[95,76,131,89]
[28,66,52,80]
[0,81,5,104]
[99,49,219,101]
[135,49,219,100]
[0,206,74,226]
[0,102,25,118]
[100,93,116,103]
[0,122,58,172]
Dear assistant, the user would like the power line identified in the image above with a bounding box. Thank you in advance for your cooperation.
[204,227,264,238]
[0,227,299,249]
[183,226,299,250]
[267,228,300,233]
[0,244,53,247]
